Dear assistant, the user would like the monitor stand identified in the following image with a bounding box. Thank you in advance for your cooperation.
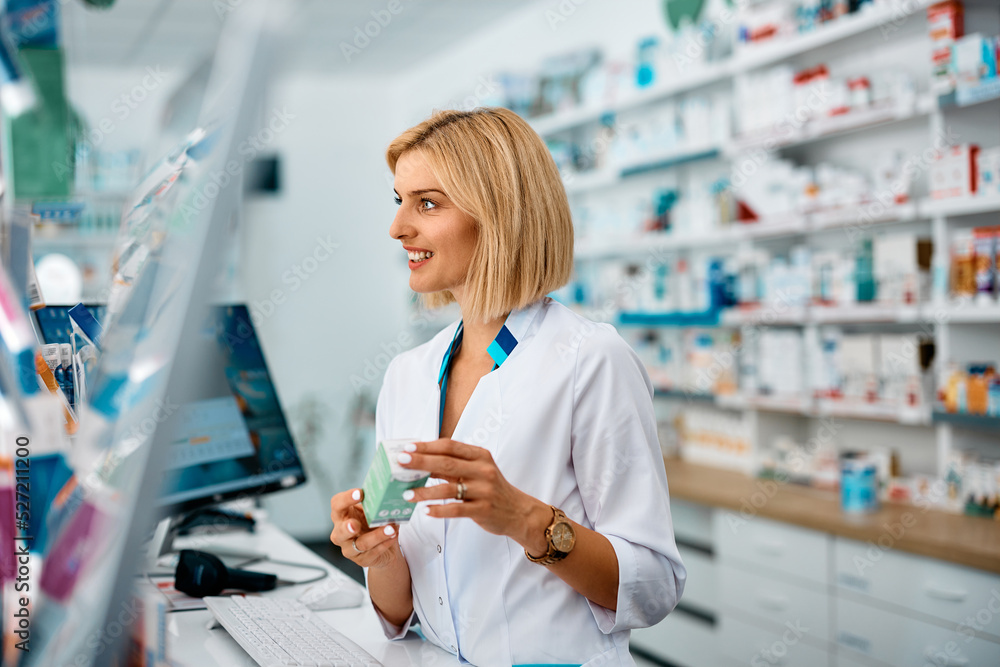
[147,508,267,569]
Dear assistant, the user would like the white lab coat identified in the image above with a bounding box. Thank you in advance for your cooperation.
[365,297,686,666]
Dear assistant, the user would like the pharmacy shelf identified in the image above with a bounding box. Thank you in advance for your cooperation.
[719,306,808,326]
[563,168,618,195]
[815,399,930,425]
[618,309,720,327]
[653,388,716,402]
[932,411,1000,432]
[619,144,724,177]
[742,215,809,239]
[565,143,725,196]
[731,0,935,73]
[919,194,1000,219]
[529,60,732,137]
[938,78,1000,109]
[33,229,118,249]
[658,386,931,425]
[810,303,924,323]
[811,201,918,231]
[72,188,133,200]
[574,204,916,258]
[574,227,742,260]
[728,96,934,154]
[719,303,942,326]
[939,302,1000,324]
[530,1,935,137]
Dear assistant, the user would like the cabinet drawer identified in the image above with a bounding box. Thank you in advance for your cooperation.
[719,563,830,642]
[836,596,1000,667]
[835,538,1000,640]
[631,608,721,667]
[719,614,832,667]
[678,546,717,613]
[670,499,714,549]
[714,513,830,585]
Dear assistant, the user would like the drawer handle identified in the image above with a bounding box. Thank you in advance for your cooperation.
[923,647,969,666]
[924,583,969,602]
[753,538,785,556]
[755,591,790,612]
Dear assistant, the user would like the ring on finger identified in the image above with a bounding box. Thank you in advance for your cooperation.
[455,480,467,501]
[352,538,365,554]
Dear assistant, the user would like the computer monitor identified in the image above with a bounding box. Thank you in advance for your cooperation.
[32,302,306,513]
[157,303,306,512]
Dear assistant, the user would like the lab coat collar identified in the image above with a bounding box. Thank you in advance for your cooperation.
[437,298,547,384]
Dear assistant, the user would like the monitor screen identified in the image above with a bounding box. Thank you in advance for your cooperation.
[157,303,306,511]
[33,302,306,512]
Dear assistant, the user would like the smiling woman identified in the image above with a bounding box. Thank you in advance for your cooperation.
[328,107,687,667]
[386,107,574,323]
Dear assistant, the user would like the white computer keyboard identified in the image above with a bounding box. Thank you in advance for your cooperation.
[204,595,382,667]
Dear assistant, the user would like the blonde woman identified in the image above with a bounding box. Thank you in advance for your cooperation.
[329,108,685,666]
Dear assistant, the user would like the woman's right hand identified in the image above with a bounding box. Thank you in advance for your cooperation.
[329,488,400,569]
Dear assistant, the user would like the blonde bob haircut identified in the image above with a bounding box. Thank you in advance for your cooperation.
[386,107,573,323]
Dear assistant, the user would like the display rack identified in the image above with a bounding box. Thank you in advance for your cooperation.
[529,0,1000,494]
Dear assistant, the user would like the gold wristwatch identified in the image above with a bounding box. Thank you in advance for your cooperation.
[524,506,576,566]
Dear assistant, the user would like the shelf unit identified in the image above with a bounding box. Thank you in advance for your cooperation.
[529,0,936,138]
[537,0,1000,488]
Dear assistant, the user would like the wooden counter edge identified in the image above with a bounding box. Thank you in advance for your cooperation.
[663,457,1000,575]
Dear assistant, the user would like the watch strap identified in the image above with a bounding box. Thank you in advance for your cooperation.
[524,506,572,566]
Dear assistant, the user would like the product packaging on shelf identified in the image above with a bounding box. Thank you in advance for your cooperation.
[953,33,998,92]
[975,146,1000,196]
[930,144,979,199]
[928,0,965,94]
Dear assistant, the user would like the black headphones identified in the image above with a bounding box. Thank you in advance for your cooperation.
[174,549,277,597]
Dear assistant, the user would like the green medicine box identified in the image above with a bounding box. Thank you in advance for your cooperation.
[362,439,430,527]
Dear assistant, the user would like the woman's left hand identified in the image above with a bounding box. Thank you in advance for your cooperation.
[397,438,544,543]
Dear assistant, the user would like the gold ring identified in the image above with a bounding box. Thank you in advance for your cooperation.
[456,481,467,501]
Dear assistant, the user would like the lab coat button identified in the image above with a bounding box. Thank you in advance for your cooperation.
[438,596,443,605]
[436,544,442,553]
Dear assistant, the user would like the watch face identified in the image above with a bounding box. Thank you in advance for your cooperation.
[551,522,575,552]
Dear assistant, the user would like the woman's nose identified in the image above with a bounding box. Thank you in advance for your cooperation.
[389,208,412,240]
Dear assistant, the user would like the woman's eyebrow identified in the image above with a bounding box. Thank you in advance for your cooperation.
[408,188,447,197]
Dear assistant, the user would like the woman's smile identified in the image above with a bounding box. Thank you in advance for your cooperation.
[404,246,435,268]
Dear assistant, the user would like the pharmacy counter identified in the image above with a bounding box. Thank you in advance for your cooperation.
[663,458,1000,574]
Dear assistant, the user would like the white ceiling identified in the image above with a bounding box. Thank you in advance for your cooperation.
[61,0,540,75]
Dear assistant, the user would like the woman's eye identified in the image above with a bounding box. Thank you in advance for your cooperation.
[421,199,437,210]
[393,195,402,206]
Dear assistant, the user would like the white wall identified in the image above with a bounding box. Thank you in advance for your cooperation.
[65,64,188,156]
[239,73,413,538]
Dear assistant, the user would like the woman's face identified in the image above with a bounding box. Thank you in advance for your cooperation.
[390,151,478,303]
